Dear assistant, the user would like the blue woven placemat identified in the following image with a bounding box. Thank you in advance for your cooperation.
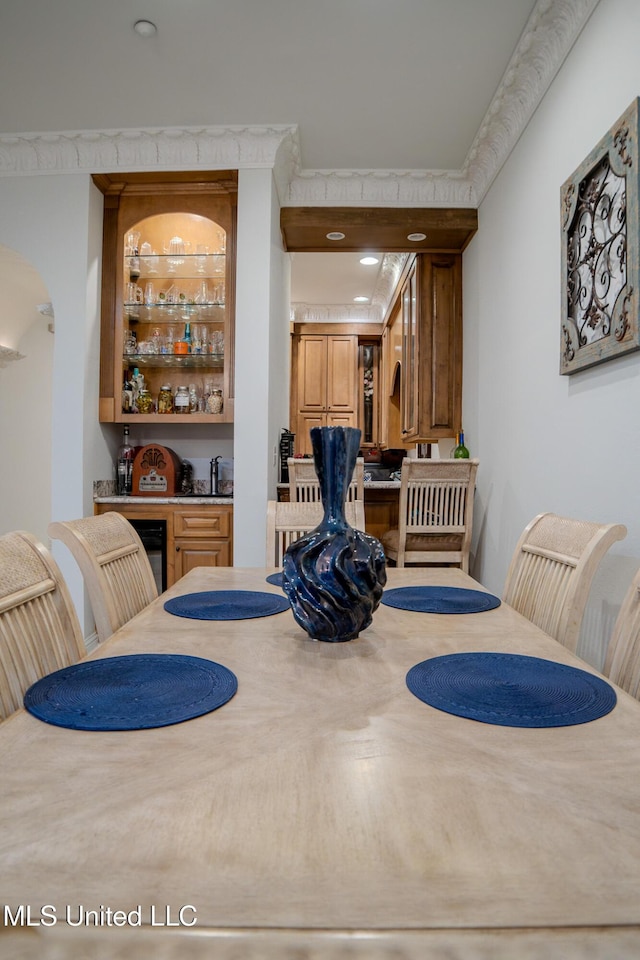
[164,589,289,620]
[265,572,284,587]
[406,652,617,727]
[382,585,501,614]
[23,654,238,731]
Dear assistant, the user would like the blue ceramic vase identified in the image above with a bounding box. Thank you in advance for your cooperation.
[282,426,387,642]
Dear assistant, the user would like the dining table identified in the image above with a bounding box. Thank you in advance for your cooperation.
[1,564,640,960]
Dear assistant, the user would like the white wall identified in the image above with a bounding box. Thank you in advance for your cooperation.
[464,0,640,668]
[0,174,111,633]
[234,168,290,565]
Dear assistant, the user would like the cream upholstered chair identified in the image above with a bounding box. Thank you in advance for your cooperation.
[603,565,640,699]
[0,530,86,721]
[380,458,479,572]
[48,513,158,644]
[266,499,366,568]
[503,512,627,654]
[288,457,365,503]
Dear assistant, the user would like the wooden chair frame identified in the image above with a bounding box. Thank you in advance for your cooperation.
[503,512,627,653]
[603,565,640,698]
[287,457,365,503]
[381,458,479,572]
[266,499,366,568]
[49,513,158,644]
[0,530,85,721]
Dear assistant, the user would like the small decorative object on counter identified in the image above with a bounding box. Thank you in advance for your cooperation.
[207,389,223,414]
[453,430,470,459]
[157,384,174,414]
[174,385,190,413]
[136,388,154,414]
[282,425,387,642]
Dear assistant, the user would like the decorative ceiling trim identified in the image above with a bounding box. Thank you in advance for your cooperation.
[0,0,598,208]
[290,302,382,323]
[0,125,298,177]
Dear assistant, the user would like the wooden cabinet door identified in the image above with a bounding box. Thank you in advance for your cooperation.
[297,335,327,410]
[326,412,356,430]
[296,412,326,455]
[401,260,419,440]
[417,254,462,438]
[326,335,357,411]
[174,540,232,578]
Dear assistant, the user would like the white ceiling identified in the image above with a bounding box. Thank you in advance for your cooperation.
[0,0,592,310]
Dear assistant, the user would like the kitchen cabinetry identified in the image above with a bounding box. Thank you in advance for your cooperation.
[93,172,237,424]
[173,508,232,578]
[385,253,462,444]
[292,332,358,455]
[94,501,233,587]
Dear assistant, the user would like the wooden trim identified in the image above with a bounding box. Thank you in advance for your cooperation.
[292,322,383,337]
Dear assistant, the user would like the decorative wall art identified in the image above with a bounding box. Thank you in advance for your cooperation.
[560,98,640,375]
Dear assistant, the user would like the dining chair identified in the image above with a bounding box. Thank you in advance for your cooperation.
[603,564,640,698]
[503,512,627,654]
[48,513,158,644]
[0,530,86,721]
[380,458,479,572]
[287,457,365,502]
[266,499,366,567]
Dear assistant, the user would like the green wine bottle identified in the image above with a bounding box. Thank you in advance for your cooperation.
[453,430,469,459]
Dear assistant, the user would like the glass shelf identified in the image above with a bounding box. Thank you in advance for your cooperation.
[123,353,224,369]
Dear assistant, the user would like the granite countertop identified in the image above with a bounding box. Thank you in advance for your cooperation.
[94,496,234,505]
[93,480,233,505]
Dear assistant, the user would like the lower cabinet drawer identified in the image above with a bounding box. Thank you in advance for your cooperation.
[173,510,231,539]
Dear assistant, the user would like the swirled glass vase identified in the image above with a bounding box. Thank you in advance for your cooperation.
[282,426,387,642]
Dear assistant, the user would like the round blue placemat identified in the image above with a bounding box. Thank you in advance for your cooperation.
[406,652,617,727]
[23,654,238,731]
[265,572,284,587]
[164,589,289,620]
[382,585,501,614]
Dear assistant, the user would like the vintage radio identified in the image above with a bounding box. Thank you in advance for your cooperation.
[132,444,183,497]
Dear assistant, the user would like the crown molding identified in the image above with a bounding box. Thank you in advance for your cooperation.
[282,0,599,207]
[291,302,382,323]
[0,0,598,208]
[0,124,299,178]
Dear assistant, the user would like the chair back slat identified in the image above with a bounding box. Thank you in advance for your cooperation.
[382,459,479,572]
[604,574,640,699]
[503,512,627,652]
[288,458,364,503]
[266,500,365,568]
[0,531,85,721]
[49,514,158,644]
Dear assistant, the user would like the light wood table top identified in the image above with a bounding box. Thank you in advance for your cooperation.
[2,566,640,960]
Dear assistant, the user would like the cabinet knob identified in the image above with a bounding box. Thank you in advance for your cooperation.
[176,546,181,552]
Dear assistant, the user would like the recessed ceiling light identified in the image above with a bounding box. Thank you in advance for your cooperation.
[134,19,157,37]
[326,231,345,241]
[354,296,369,302]
[407,232,427,242]
[360,256,379,265]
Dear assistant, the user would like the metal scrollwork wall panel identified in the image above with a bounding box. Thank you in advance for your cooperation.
[560,98,640,375]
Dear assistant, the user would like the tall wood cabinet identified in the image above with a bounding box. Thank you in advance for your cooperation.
[292,332,358,455]
[93,171,237,424]
[381,253,462,445]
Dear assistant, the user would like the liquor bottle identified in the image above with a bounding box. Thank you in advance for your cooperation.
[453,430,470,459]
[122,371,133,414]
[116,425,135,495]
[183,322,192,352]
